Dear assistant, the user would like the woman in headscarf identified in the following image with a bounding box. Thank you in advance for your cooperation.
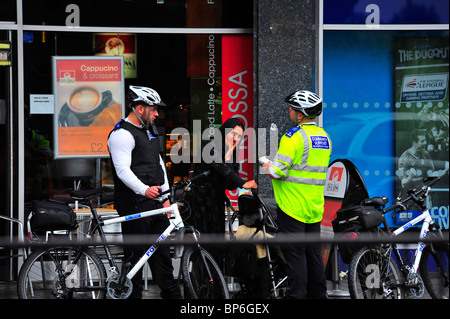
[186,117,257,241]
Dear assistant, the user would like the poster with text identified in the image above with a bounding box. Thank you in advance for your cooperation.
[53,56,125,158]
[394,37,449,229]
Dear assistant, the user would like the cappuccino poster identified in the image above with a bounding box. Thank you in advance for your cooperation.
[52,56,125,158]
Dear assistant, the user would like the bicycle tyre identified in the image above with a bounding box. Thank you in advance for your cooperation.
[18,247,107,299]
[348,246,404,299]
[420,243,449,299]
[181,247,230,299]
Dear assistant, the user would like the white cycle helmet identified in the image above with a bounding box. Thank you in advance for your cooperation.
[127,85,166,108]
[127,85,166,129]
[285,90,322,119]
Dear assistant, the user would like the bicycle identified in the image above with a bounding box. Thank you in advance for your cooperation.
[223,189,287,299]
[348,176,449,299]
[17,173,229,299]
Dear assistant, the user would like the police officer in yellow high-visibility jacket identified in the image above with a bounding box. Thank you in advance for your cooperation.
[263,90,332,299]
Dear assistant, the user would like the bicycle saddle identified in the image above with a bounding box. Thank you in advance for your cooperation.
[361,196,388,208]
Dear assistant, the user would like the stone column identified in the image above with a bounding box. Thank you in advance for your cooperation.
[254,0,317,197]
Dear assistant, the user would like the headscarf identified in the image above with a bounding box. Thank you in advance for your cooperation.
[204,118,244,164]
[218,118,244,162]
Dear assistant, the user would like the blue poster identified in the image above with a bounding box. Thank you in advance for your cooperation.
[323,31,395,217]
[323,30,449,228]
[394,37,449,229]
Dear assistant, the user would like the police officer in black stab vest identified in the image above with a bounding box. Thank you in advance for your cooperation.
[108,85,181,299]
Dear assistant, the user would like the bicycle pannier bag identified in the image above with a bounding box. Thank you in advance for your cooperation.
[331,205,383,263]
[30,200,78,232]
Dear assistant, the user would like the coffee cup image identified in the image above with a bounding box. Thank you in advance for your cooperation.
[58,86,113,127]
[105,37,125,56]
[68,86,101,113]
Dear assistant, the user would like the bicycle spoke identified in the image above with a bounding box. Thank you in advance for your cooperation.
[349,248,403,299]
[420,244,449,299]
[182,247,229,299]
[18,247,107,299]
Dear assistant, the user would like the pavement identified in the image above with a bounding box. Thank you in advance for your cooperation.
[0,278,431,300]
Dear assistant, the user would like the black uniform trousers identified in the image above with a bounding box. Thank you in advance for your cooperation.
[115,193,181,299]
[277,207,327,299]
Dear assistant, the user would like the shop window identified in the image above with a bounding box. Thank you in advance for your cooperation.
[23,31,191,201]
[22,0,253,28]
[0,0,16,22]
[323,30,449,227]
[323,0,449,25]
[21,0,253,206]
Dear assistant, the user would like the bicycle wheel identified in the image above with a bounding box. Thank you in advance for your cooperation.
[348,247,404,299]
[420,243,449,299]
[181,247,229,299]
[18,247,107,299]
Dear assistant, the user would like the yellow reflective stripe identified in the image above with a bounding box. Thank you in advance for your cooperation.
[282,169,327,186]
[283,175,326,186]
[291,164,328,173]
[273,154,293,167]
[272,162,288,177]
[272,154,293,177]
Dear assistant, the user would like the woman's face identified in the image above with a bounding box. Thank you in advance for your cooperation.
[225,125,244,150]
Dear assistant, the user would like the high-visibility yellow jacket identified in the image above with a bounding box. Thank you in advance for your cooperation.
[271,123,332,223]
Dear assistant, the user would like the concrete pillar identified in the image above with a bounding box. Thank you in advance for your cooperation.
[254,0,317,197]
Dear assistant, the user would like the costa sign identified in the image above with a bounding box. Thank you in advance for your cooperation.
[222,36,254,200]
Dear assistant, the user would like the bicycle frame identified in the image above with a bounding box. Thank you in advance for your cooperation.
[347,177,448,299]
[91,201,184,281]
[390,208,434,273]
[19,172,231,299]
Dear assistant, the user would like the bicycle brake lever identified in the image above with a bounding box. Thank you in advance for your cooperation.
[423,186,431,198]
[390,201,407,218]
[154,196,165,203]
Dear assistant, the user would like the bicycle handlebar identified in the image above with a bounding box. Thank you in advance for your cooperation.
[70,171,212,204]
[187,170,210,184]
[153,170,211,203]
[383,176,440,214]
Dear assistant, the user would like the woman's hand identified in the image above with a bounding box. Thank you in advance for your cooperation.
[224,147,234,161]
[262,161,272,175]
[163,200,171,218]
[242,180,258,189]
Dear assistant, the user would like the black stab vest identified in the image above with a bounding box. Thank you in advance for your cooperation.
[109,120,164,196]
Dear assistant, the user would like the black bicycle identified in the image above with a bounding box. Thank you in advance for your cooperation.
[224,189,287,299]
[17,174,229,299]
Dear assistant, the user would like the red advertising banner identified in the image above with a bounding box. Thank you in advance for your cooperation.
[94,33,137,78]
[53,56,125,158]
[56,59,122,82]
[222,35,254,201]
